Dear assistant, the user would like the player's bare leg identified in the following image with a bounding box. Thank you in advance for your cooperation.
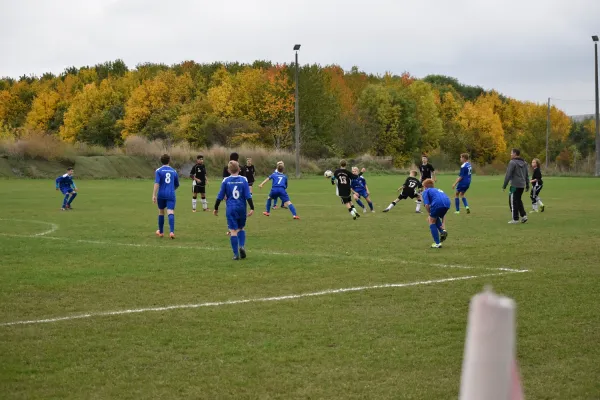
[345,201,360,220]
[156,208,165,238]
[167,209,175,239]
[284,201,300,219]
[415,194,422,213]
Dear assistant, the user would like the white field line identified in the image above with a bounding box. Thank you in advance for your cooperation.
[0,232,528,273]
[0,219,58,236]
[0,270,529,327]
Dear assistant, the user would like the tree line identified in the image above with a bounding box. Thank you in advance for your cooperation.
[0,59,596,167]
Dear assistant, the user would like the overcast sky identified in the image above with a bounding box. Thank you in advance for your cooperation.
[1,0,598,115]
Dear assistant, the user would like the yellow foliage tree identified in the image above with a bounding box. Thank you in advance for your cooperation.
[407,81,444,152]
[25,91,60,131]
[457,99,506,163]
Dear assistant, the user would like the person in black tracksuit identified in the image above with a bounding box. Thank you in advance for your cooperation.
[502,148,529,224]
[530,158,545,212]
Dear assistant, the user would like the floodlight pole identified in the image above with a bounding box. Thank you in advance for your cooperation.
[294,45,301,178]
[593,35,600,177]
[546,97,550,168]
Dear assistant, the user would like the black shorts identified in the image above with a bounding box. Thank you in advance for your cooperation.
[193,184,206,194]
[248,181,254,187]
[398,190,418,200]
[340,196,353,204]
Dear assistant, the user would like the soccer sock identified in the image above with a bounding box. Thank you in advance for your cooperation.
[356,199,365,208]
[455,197,460,211]
[168,214,175,233]
[538,198,544,206]
[201,199,208,209]
[62,194,69,208]
[230,236,239,257]
[436,218,444,232]
[368,201,374,211]
[430,224,440,244]
[67,192,77,204]
[387,202,395,210]
[266,198,272,212]
[348,208,356,216]
[192,199,197,210]
[462,197,469,208]
[238,230,246,248]
[158,215,165,234]
[416,201,422,212]
[288,204,297,216]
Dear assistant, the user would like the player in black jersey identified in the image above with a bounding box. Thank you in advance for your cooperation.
[245,158,256,193]
[223,152,247,178]
[330,159,365,220]
[419,155,436,183]
[383,170,423,213]
[530,158,545,212]
[189,155,209,212]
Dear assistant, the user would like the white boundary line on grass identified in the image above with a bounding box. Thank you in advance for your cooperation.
[0,270,529,327]
[0,232,527,273]
[0,219,58,236]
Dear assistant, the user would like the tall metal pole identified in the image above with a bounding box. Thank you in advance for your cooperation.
[294,51,300,178]
[594,40,600,177]
[546,97,551,168]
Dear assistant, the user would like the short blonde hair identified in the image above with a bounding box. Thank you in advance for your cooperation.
[228,160,240,174]
[409,170,417,177]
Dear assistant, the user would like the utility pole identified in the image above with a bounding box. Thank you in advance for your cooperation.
[293,44,301,178]
[546,98,551,168]
[592,35,600,176]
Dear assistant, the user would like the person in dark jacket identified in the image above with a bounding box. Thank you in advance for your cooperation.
[530,158,545,212]
[503,148,529,224]
[223,152,246,178]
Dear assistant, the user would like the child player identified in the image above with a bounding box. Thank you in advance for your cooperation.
[331,160,366,220]
[189,155,209,212]
[55,167,78,211]
[272,161,286,209]
[214,161,255,260]
[383,170,422,213]
[452,153,472,214]
[419,155,436,183]
[245,157,256,193]
[258,163,299,219]
[530,158,545,212]
[351,166,374,213]
[422,179,451,249]
[153,154,179,239]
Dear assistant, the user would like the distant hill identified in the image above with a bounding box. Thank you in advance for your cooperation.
[570,114,595,122]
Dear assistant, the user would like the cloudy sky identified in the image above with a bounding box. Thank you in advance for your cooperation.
[1,0,598,115]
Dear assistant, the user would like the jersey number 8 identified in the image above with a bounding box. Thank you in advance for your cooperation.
[165,173,171,184]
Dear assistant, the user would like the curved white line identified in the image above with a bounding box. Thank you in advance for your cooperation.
[0,219,59,237]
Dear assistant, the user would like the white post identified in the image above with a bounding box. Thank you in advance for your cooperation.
[459,287,524,400]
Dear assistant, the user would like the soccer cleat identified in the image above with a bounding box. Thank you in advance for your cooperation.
[239,248,247,259]
[232,256,240,261]
[440,230,448,242]
[272,205,278,210]
[521,216,528,224]
[192,209,197,213]
[156,230,164,238]
[263,212,270,217]
[454,211,460,215]
[293,215,300,220]
[540,204,545,212]
[66,204,72,210]
[169,232,175,239]
[466,206,471,214]
[508,220,520,224]
[60,208,66,211]
[431,243,442,249]
[204,208,210,212]
[371,210,375,213]
[281,206,288,209]
[415,210,422,213]
[355,212,361,219]
[363,208,367,213]
[383,208,390,213]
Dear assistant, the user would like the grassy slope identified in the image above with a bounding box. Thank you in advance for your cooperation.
[0,176,599,399]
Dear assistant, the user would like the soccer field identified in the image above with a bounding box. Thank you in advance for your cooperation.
[1,175,599,399]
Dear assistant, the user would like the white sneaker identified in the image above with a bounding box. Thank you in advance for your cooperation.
[508,220,520,224]
[363,208,367,213]
[521,216,528,223]
[371,210,375,213]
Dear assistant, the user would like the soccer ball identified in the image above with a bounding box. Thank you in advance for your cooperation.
[324,170,333,178]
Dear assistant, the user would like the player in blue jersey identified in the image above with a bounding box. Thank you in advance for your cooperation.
[152,154,179,239]
[214,161,255,260]
[351,166,374,213]
[452,153,472,214]
[55,167,78,211]
[258,163,300,219]
[422,179,451,249]
[271,161,287,209]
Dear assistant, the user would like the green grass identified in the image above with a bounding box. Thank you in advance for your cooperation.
[0,175,599,399]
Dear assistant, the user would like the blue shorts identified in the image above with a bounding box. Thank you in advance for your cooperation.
[157,198,176,210]
[269,189,290,204]
[456,184,470,194]
[430,207,449,220]
[354,189,368,199]
[226,208,247,230]
[60,188,74,195]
